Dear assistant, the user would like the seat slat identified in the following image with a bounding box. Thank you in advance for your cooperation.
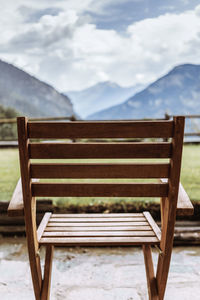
[45,226,152,231]
[49,217,146,222]
[51,213,144,218]
[29,142,172,159]
[28,121,174,139]
[30,163,170,179]
[47,221,149,227]
[42,231,155,237]
[39,236,160,246]
[32,182,168,197]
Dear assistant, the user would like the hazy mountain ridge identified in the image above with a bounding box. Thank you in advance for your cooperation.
[87,64,200,120]
[0,59,74,117]
[65,81,144,118]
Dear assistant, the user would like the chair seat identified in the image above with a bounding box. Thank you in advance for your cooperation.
[38,212,161,246]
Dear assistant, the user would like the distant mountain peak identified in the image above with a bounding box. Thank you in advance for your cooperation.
[65,81,145,118]
[87,63,200,120]
[0,59,75,117]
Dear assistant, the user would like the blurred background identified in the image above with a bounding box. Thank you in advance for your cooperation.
[0,2,200,298]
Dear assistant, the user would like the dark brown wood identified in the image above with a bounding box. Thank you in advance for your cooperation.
[7,178,24,217]
[30,163,170,179]
[28,120,174,139]
[47,221,149,227]
[45,226,152,232]
[156,116,185,300]
[143,212,161,240]
[177,183,194,216]
[143,245,159,300]
[37,213,52,241]
[17,117,42,300]
[32,182,169,197]
[159,179,194,216]
[41,245,54,300]
[39,236,160,246]
[29,142,172,159]
[42,231,155,237]
[8,178,40,217]
[49,217,146,222]
[12,117,188,299]
[52,213,144,218]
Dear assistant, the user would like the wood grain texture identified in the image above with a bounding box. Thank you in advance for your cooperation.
[45,226,152,232]
[42,231,155,237]
[32,182,169,197]
[30,163,170,179]
[159,179,194,216]
[39,236,160,246]
[17,117,42,300]
[37,213,52,241]
[29,142,172,159]
[49,217,146,222]
[7,178,24,217]
[143,245,159,300]
[41,245,54,300]
[156,116,185,300]
[8,178,40,217]
[51,213,144,218]
[143,211,161,241]
[28,120,174,139]
[47,221,149,227]
[177,183,194,216]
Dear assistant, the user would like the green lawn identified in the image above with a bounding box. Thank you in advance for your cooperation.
[0,145,199,206]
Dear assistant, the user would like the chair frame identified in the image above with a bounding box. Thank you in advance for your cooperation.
[8,116,194,300]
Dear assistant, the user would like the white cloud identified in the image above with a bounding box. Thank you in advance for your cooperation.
[0,1,200,91]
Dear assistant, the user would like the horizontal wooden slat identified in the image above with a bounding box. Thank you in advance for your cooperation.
[51,213,144,218]
[32,183,168,197]
[49,217,146,222]
[45,226,152,231]
[39,236,160,245]
[29,143,172,159]
[30,163,170,179]
[42,231,155,237]
[28,121,174,139]
[47,221,149,227]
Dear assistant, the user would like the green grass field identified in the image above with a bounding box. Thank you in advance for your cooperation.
[0,145,199,206]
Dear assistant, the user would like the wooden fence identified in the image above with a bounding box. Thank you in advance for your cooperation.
[0,114,200,147]
[165,113,200,142]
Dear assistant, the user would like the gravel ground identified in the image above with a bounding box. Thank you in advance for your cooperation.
[0,237,200,300]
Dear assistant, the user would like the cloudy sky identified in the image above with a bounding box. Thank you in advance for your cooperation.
[1,0,200,92]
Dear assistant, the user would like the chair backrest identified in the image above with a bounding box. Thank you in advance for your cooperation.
[17,116,184,205]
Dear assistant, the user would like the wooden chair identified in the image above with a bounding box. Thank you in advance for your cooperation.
[8,116,194,300]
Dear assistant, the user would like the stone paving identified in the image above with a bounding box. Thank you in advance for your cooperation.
[0,237,200,299]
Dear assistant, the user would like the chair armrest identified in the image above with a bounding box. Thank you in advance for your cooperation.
[8,178,40,217]
[8,178,24,217]
[159,179,194,216]
[177,183,194,216]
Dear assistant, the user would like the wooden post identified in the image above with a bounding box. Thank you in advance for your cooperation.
[17,117,42,300]
[156,116,185,300]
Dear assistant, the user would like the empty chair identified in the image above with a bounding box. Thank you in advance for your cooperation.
[8,116,194,300]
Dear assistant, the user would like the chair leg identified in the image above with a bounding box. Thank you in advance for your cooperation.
[156,247,173,300]
[26,237,43,300]
[41,245,54,300]
[142,245,159,300]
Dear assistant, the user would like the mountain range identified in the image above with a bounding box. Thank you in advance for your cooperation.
[65,81,144,118]
[87,64,200,120]
[0,59,74,117]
